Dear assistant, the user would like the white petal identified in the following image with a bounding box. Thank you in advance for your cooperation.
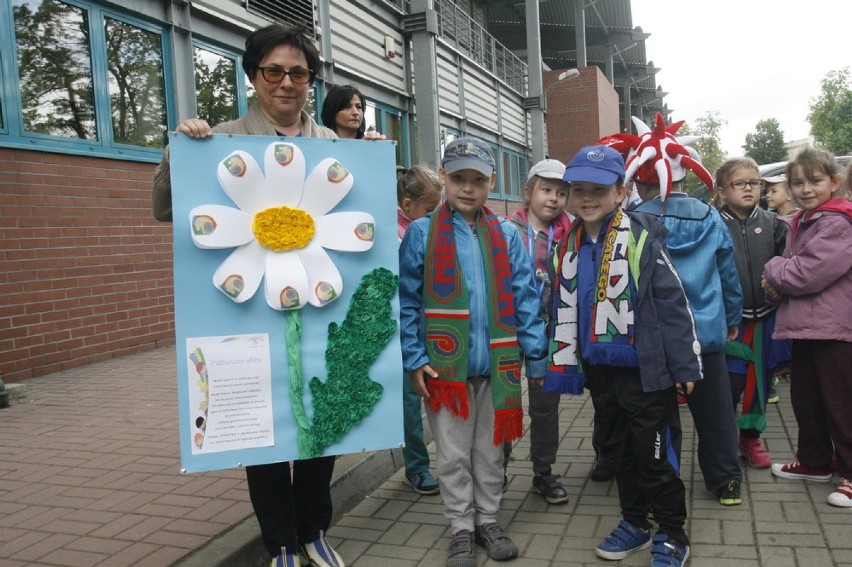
[261,142,306,209]
[264,251,310,311]
[211,240,267,303]
[298,244,343,308]
[189,205,254,249]
[314,212,376,252]
[216,150,267,215]
[298,158,354,217]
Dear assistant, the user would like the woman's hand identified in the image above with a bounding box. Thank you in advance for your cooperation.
[363,130,387,141]
[176,118,213,138]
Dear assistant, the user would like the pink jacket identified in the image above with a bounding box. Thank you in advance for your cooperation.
[763,198,852,343]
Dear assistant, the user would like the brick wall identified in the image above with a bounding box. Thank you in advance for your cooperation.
[544,66,621,164]
[0,148,175,382]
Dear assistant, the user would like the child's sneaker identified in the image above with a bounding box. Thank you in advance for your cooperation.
[532,472,569,505]
[447,530,475,567]
[714,479,742,506]
[300,531,344,567]
[739,437,772,469]
[474,523,518,560]
[590,459,616,482]
[595,519,651,560]
[767,384,780,404]
[827,477,852,508]
[271,547,302,567]
[771,458,832,482]
[650,534,690,567]
[405,471,440,495]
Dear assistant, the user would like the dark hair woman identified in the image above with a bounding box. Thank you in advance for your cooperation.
[321,84,367,139]
[151,23,345,567]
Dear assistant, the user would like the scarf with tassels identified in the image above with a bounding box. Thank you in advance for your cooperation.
[423,203,523,446]
[724,319,768,431]
[544,208,636,394]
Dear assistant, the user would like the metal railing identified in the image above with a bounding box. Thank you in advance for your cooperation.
[434,0,528,94]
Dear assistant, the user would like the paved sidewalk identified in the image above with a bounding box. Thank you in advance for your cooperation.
[1,347,849,566]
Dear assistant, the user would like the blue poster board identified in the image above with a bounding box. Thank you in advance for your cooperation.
[169,133,403,473]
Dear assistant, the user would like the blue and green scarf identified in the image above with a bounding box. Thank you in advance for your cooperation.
[423,202,523,445]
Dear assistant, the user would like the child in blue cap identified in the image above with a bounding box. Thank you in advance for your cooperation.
[545,145,701,567]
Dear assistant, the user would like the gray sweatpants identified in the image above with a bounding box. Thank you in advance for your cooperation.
[425,376,503,534]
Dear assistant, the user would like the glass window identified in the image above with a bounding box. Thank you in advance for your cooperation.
[105,17,166,148]
[384,112,403,165]
[13,0,97,139]
[245,74,258,109]
[194,46,238,127]
[501,152,510,195]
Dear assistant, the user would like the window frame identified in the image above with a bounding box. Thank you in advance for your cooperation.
[0,0,175,162]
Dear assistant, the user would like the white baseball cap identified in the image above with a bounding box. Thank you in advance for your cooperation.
[527,159,566,183]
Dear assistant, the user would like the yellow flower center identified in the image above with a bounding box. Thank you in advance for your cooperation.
[252,206,315,251]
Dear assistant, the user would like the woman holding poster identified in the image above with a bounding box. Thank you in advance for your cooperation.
[152,23,344,567]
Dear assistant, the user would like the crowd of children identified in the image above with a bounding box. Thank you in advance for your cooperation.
[392,122,850,567]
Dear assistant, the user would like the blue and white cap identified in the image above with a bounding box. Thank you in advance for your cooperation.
[563,145,625,186]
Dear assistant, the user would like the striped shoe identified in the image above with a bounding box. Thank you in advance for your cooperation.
[271,547,301,567]
[301,530,345,567]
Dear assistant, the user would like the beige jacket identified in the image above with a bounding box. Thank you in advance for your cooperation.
[152,104,336,222]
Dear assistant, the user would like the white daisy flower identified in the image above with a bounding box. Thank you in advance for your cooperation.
[189,142,375,310]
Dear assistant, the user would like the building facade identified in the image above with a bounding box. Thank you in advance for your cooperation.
[0,0,649,381]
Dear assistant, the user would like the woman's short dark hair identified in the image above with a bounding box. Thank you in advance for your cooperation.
[321,85,367,139]
[242,23,320,84]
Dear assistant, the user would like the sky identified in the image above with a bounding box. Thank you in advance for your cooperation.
[631,0,851,157]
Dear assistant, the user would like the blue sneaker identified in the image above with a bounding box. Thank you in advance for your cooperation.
[405,471,440,495]
[650,534,690,567]
[595,519,651,560]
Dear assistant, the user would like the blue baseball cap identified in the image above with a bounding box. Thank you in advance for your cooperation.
[563,145,625,186]
[442,136,496,177]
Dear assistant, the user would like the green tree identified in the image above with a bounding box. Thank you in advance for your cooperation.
[679,111,726,198]
[13,0,96,139]
[743,118,787,164]
[105,18,167,148]
[194,49,238,127]
[809,67,852,155]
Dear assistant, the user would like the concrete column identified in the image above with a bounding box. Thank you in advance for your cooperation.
[574,0,586,68]
[526,0,545,163]
[408,0,441,170]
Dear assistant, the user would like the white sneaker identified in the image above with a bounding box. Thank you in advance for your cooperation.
[827,478,852,508]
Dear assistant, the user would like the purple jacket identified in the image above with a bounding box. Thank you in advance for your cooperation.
[763,202,852,343]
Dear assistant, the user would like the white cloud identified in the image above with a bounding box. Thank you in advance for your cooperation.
[632,0,851,158]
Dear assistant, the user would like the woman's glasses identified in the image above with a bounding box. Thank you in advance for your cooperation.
[256,66,314,84]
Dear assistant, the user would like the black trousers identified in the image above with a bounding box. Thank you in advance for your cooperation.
[245,456,335,557]
[587,365,688,546]
[791,340,852,479]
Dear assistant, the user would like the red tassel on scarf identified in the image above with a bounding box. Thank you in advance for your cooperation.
[493,407,524,446]
[426,380,469,419]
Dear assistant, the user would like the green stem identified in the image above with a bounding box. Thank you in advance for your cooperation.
[285,310,312,458]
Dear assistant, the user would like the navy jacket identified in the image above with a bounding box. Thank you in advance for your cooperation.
[626,211,704,391]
